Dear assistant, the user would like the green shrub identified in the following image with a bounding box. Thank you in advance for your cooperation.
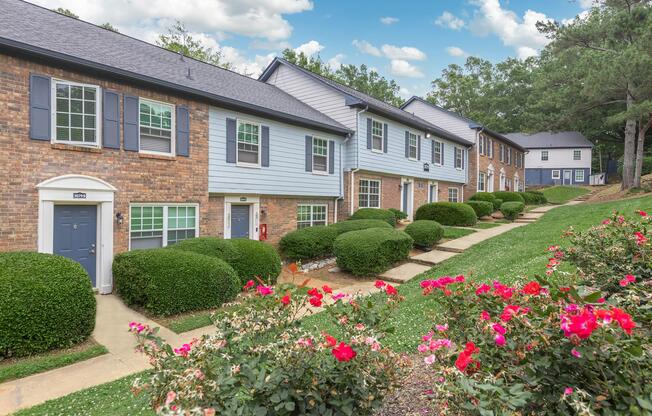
[169,237,240,263]
[388,208,407,221]
[404,220,444,249]
[0,252,96,358]
[464,201,494,218]
[113,249,240,316]
[492,191,525,204]
[279,226,339,261]
[500,201,525,221]
[330,219,393,234]
[493,198,503,212]
[333,228,413,276]
[350,208,396,226]
[526,191,548,204]
[226,239,282,285]
[469,192,500,211]
[415,202,477,226]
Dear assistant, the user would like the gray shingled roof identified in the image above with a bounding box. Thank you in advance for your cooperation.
[260,58,473,146]
[0,0,350,135]
[504,131,594,149]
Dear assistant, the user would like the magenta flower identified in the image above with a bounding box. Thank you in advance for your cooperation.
[424,354,437,365]
[571,348,581,358]
[564,387,574,395]
[256,285,274,296]
[494,333,506,346]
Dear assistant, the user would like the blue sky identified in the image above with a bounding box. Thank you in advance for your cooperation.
[32,0,590,98]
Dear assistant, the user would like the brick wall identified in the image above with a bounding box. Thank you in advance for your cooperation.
[0,54,209,253]
[413,179,429,217]
[467,136,525,198]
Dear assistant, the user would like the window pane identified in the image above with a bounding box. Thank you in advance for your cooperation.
[70,86,83,99]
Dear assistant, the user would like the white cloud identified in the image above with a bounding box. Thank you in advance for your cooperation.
[435,11,465,30]
[398,86,412,99]
[249,39,292,51]
[470,0,553,59]
[380,16,399,25]
[389,60,424,78]
[221,47,275,77]
[352,39,382,57]
[295,40,324,56]
[381,44,427,61]
[579,0,594,9]
[327,53,346,69]
[445,46,468,57]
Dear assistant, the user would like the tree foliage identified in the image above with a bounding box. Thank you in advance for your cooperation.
[157,21,232,70]
[99,23,119,32]
[53,8,78,18]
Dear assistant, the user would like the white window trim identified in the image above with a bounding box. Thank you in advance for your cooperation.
[128,203,199,250]
[370,118,384,153]
[551,170,561,180]
[297,204,329,228]
[575,169,585,182]
[541,150,549,161]
[427,181,438,203]
[138,97,176,157]
[454,147,463,170]
[478,172,486,192]
[433,140,444,166]
[311,136,329,175]
[407,131,418,161]
[51,78,103,148]
[223,196,259,240]
[573,149,582,160]
[359,178,381,209]
[448,187,459,203]
[236,119,261,168]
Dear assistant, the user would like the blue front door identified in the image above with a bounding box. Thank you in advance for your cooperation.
[231,205,250,239]
[53,205,97,286]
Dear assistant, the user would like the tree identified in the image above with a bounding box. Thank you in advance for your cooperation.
[157,21,232,69]
[281,49,332,78]
[53,8,78,18]
[100,23,119,32]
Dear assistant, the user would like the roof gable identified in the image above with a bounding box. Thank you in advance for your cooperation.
[505,132,594,149]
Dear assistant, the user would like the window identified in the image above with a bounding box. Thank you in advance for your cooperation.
[53,80,100,145]
[448,187,459,202]
[479,135,486,156]
[478,172,486,192]
[359,179,380,208]
[237,121,260,165]
[499,144,504,162]
[454,147,463,169]
[541,150,549,161]
[433,140,443,165]
[312,137,328,172]
[575,169,585,182]
[371,119,383,152]
[297,205,327,229]
[139,99,174,154]
[130,204,197,249]
[552,170,561,180]
[573,150,581,160]
[408,132,418,159]
[488,138,493,158]
[506,147,512,165]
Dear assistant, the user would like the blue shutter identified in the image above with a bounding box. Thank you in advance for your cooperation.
[404,131,409,158]
[305,135,313,172]
[366,118,372,149]
[417,135,421,160]
[441,142,445,165]
[102,90,120,149]
[383,123,388,153]
[261,125,270,167]
[29,74,51,141]
[328,140,335,174]
[175,105,190,157]
[431,140,435,163]
[123,95,139,151]
[226,118,236,163]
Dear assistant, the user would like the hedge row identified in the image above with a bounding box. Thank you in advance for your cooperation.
[469,193,501,211]
[492,191,525,204]
[415,202,477,226]
[350,208,397,226]
[464,201,494,218]
[333,228,413,276]
[519,191,548,205]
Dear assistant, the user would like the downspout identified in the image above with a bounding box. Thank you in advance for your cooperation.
[349,105,368,215]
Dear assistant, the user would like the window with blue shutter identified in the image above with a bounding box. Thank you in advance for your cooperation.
[102,90,120,149]
[261,125,270,167]
[175,105,190,157]
[29,74,51,141]
[123,95,139,151]
[305,135,313,172]
[226,118,237,163]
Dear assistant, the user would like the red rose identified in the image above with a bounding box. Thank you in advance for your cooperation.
[522,281,542,295]
[385,284,398,296]
[322,285,333,294]
[324,333,337,347]
[280,294,291,305]
[309,296,322,307]
[374,280,386,288]
[307,287,320,297]
[332,342,357,362]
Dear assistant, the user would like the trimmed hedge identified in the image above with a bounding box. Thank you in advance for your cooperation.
[415,202,477,226]
[501,201,525,221]
[464,201,494,218]
[492,191,525,204]
[0,252,96,358]
[225,239,282,285]
[469,193,499,211]
[521,191,547,205]
[330,219,393,234]
[169,237,240,263]
[404,220,444,249]
[114,249,240,316]
[388,208,407,221]
[334,228,413,276]
[350,208,396,226]
[494,199,504,212]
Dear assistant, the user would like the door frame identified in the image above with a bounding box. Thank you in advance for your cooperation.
[427,181,438,203]
[400,177,414,221]
[37,175,116,294]
[224,196,260,240]
[563,170,572,185]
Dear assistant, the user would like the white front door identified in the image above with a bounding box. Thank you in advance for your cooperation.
[401,178,414,220]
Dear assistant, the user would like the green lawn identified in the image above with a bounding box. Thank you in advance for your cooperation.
[164,310,214,333]
[14,195,652,415]
[0,341,107,384]
[442,226,476,239]
[541,186,590,204]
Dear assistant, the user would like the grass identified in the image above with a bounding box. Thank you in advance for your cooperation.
[162,310,215,333]
[0,340,107,384]
[442,226,476,239]
[541,186,590,204]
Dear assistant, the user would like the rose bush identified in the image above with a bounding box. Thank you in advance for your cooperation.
[129,278,408,415]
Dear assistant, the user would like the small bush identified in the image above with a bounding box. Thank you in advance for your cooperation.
[334,228,413,276]
[469,193,499,211]
[415,202,477,226]
[350,208,396,226]
[169,237,240,263]
[527,191,548,204]
[0,252,96,358]
[464,201,494,218]
[493,198,503,212]
[500,201,525,221]
[113,249,240,316]
[388,208,407,221]
[404,220,444,249]
[279,226,339,261]
[492,191,525,204]
[518,191,547,205]
[226,239,282,285]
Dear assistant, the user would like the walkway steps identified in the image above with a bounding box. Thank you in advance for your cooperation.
[411,249,458,266]
[379,263,431,283]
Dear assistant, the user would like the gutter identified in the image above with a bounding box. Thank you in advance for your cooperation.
[348,106,368,216]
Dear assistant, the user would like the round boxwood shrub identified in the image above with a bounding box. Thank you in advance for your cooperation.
[492,191,525,204]
[279,226,339,261]
[469,192,500,211]
[169,237,240,263]
[388,208,407,221]
[0,252,96,358]
[333,228,413,276]
[415,202,477,226]
[464,201,494,218]
[404,220,444,249]
[493,198,504,212]
[226,239,282,285]
[501,201,525,221]
[525,191,548,204]
[350,208,396,226]
[114,249,240,316]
